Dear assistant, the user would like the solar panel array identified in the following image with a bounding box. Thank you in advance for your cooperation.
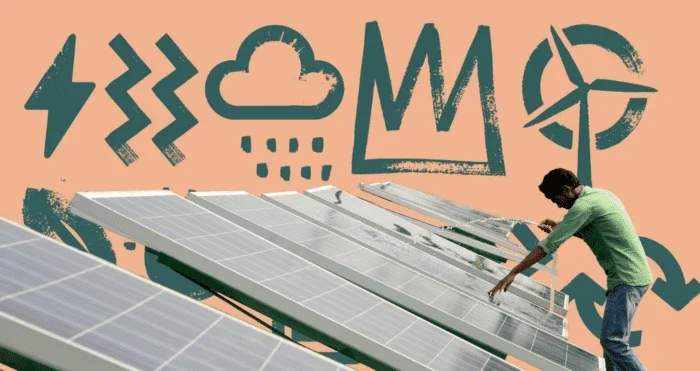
[71,191,522,371]
[261,191,567,338]
[304,186,569,315]
[0,216,352,371]
[188,191,603,371]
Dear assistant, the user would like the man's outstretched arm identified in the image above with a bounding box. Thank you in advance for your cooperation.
[489,203,593,296]
[488,246,546,295]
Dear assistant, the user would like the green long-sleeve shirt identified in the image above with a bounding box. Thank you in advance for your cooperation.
[538,186,654,294]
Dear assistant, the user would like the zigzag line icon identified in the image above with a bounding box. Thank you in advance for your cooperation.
[105,34,152,166]
[152,34,199,166]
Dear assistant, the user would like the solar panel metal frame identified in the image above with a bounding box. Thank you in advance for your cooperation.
[187,191,600,371]
[359,182,530,255]
[261,191,568,339]
[0,215,351,371]
[70,190,515,371]
[304,185,569,317]
[0,312,134,371]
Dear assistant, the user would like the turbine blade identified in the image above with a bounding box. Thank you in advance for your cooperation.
[524,88,583,128]
[590,79,657,93]
[550,26,585,86]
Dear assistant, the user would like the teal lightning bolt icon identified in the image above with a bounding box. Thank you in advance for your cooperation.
[25,34,95,158]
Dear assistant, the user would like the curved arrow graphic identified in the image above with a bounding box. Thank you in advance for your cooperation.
[641,237,700,311]
[563,273,642,347]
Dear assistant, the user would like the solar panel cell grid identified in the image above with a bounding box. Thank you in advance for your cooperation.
[0,217,352,371]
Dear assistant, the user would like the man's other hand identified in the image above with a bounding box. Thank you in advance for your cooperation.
[538,218,558,233]
[488,273,516,296]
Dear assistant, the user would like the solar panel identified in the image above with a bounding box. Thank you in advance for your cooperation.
[71,191,522,371]
[304,186,569,317]
[0,216,352,371]
[359,182,528,255]
[188,191,603,371]
[261,191,567,338]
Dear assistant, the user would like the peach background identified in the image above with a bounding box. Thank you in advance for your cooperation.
[1,1,699,370]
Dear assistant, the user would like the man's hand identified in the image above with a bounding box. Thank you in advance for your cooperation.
[487,246,547,297]
[538,218,558,233]
[488,273,516,296]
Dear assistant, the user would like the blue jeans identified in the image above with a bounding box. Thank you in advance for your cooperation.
[601,284,649,371]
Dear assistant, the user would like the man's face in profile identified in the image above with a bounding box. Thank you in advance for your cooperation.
[544,187,575,210]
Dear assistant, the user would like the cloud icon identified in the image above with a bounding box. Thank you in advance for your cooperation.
[205,25,344,120]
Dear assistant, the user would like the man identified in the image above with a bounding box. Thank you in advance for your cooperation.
[488,168,653,371]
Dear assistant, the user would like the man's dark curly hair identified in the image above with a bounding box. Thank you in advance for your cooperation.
[539,168,581,197]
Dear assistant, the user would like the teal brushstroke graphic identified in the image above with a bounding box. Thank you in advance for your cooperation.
[641,237,700,311]
[21,188,116,263]
[312,137,324,153]
[205,25,344,120]
[280,166,291,181]
[539,123,573,150]
[289,138,299,153]
[145,247,213,301]
[151,34,199,166]
[352,22,504,176]
[267,138,277,152]
[596,98,647,150]
[257,163,268,178]
[25,35,95,159]
[321,165,332,181]
[241,135,252,153]
[301,166,311,179]
[105,34,152,166]
[563,273,642,347]
[522,24,656,187]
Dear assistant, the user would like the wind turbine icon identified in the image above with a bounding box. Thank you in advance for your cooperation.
[523,26,657,186]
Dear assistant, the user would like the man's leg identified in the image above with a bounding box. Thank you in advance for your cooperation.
[601,285,649,371]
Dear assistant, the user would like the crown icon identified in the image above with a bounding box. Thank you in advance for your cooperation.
[351,22,506,176]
